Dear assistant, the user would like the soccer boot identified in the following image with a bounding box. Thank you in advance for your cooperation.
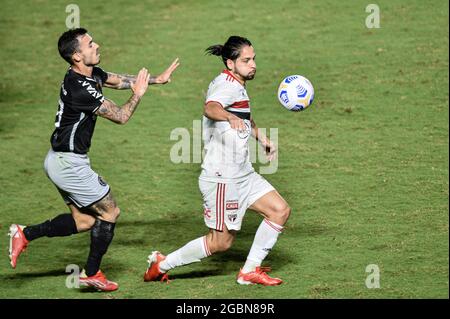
[236,266,283,286]
[79,270,119,291]
[143,251,170,283]
[8,224,29,268]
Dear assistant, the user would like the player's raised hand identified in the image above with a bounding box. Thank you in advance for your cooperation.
[155,58,180,84]
[132,68,151,97]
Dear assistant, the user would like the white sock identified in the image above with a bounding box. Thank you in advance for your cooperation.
[242,219,283,273]
[159,236,211,272]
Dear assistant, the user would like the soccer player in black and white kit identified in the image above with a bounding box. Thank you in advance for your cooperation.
[8,28,179,291]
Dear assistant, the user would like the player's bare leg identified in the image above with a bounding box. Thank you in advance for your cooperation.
[78,191,120,291]
[144,226,237,282]
[68,204,96,232]
[249,190,291,226]
[236,190,291,285]
[205,226,237,254]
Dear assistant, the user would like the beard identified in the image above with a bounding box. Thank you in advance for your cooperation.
[245,71,256,80]
[241,69,256,81]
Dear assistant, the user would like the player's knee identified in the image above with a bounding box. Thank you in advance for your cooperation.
[77,217,96,231]
[276,203,291,224]
[73,215,93,232]
[102,206,120,222]
[112,206,121,221]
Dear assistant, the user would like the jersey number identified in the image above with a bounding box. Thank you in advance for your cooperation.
[55,99,64,128]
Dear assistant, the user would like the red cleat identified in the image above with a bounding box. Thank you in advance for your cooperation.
[79,270,119,291]
[8,224,29,269]
[143,251,170,283]
[236,267,283,286]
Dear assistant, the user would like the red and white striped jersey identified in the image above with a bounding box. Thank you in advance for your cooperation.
[200,70,255,183]
[205,69,251,114]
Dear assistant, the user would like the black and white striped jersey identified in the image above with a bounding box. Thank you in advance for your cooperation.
[50,67,108,154]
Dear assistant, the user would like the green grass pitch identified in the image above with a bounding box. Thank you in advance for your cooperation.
[0,0,448,298]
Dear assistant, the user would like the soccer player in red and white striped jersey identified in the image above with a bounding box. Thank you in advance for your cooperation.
[144,36,291,286]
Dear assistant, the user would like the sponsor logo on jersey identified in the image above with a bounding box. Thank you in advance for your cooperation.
[78,80,103,100]
[226,201,239,210]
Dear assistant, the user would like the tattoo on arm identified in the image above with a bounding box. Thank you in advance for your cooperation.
[117,74,135,89]
[96,95,141,124]
[107,72,159,88]
[105,72,136,90]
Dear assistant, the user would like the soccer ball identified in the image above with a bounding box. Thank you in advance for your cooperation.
[277,75,314,111]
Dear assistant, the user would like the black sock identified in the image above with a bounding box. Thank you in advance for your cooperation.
[23,213,78,241]
[85,219,116,277]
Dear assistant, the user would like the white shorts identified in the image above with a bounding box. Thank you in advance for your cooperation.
[199,172,275,231]
[44,149,110,208]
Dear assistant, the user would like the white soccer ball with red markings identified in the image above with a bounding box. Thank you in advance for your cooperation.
[277,75,314,111]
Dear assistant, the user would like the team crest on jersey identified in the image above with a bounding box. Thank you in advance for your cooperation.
[237,121,251,139]
[204,207,212,219]
[228,213,238,222]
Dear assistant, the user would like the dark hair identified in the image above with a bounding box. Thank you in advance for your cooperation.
[58,28,88,65]
[205,36,252,68]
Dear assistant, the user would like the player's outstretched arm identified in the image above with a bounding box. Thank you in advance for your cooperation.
[104,72,136,90]
[96,68,150,124]
[204,102,246,131]
[104,58,180,90]
[151,58,180,84]
[251,118,277,161]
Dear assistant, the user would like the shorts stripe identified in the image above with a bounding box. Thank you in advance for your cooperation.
[220,184,225,231]
[215,184,220,230]
[264,219,283,233]
[215,183,225,231]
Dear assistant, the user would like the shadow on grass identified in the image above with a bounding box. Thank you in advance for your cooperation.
[0,268,64,280]
[2,211,298,284]
[118,214,296,277]
[169,269,224,280]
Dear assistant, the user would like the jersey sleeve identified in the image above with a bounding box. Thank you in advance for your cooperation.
[66,77,105,113]
[93,66,108,86]
[205,81,237,108]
